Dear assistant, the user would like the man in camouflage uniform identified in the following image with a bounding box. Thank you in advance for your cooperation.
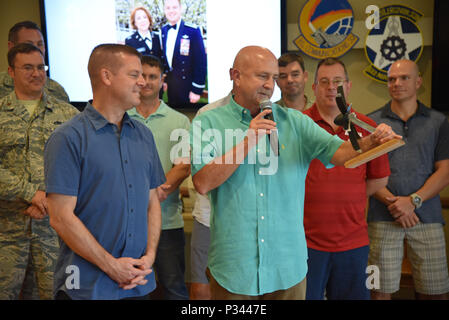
[0,43,78,299]
[1,21,72,299]
[0,21,69,103]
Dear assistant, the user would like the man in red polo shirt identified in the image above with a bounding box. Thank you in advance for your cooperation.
[302,58,391,300]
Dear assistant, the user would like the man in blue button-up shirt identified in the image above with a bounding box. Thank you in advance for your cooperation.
[191,46,401,299]
[44,44,165,300]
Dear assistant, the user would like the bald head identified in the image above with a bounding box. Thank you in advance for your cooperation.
[88,44,141,87]
[233,46,277,70]
[388,59,420,78]
[231,46,278,113]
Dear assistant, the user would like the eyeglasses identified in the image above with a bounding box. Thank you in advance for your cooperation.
[317,77,347,87]
[14,64,49,74]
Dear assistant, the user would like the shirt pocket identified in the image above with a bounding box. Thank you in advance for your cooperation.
[42,121,61,142]
[0,118,27,162]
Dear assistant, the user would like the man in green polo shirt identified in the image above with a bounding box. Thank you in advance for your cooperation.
[128,55,190,299]
[190,46,401,300]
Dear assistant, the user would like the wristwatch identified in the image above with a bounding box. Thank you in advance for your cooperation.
[410,193,423,209]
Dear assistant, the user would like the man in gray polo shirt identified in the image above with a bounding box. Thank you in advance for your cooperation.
[368,59,449,300]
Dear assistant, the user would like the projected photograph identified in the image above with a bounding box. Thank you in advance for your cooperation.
[42,0,281,107]
[115,0,208,108]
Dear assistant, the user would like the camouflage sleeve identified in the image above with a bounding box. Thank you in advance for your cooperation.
[0,167,39,203]
[0,72,15,100]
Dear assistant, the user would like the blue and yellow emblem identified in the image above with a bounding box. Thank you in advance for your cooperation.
[294,0,359,59]
[363,5,423,83]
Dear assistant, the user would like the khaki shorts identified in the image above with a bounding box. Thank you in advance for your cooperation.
[368,222,449,295]
[207,268,306,300]
[190,219,210,284]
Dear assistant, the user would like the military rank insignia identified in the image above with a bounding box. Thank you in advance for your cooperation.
[294,0,359,59]
[364,5,423,83]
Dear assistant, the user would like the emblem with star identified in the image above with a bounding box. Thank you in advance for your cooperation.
[365,15,423,71]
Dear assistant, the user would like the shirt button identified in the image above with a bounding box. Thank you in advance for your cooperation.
[128,234,132,238]
[259,170,262,175]
[130,209,134,213]
[261,216,265,220]
[124,160,128,164]
[129,184,132,188]
[257,149,260,153]
[260,193,264,197]
[261,239,265,243]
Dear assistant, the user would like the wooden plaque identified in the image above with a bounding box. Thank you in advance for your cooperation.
[344,139,405,168]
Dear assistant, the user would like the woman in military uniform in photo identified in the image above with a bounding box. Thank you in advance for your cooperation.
[125,7,163,59]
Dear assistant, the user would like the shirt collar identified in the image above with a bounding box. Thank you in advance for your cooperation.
[84,102,135,131]
[138,30,152,41]
[416,101,431,116]
[127,100,169,120]
[307,103,323,122]
[276,99,287,108]
[41,92,52,110]
[127,106,140,118]
[153,100,169,117]
[307,102,358,135]
[307,102,354,121]
[228,96,253,123]
[380,100,430,120]
[277,95,308,109]
[167,20,181,32]
[4,91,49,112]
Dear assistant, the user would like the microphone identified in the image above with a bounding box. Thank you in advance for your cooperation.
[260,99,275,121]
[259,99,279,156]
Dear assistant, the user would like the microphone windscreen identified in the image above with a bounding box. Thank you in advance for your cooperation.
[260,99,272,110]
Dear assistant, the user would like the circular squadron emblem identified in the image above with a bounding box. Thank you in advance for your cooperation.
[294,0,359,59]
[364,5,423,83]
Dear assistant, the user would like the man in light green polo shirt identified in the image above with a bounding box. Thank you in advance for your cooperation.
[128,55,190,299]
[190,46,401,300]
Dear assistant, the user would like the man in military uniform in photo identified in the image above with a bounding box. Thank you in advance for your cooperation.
[125,7,164,60]
[161,0,207,108]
